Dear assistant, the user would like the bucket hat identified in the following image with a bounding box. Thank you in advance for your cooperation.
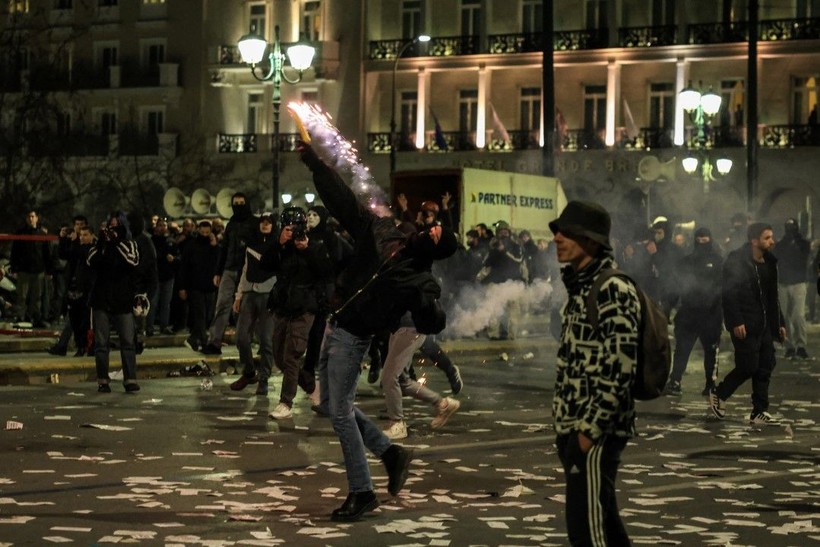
[548,200,611,250]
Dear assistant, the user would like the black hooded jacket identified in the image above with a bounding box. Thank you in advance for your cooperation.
[774,223,811,285]
[299,145,456,336]
[670,237,723,314]
[218,201,258,274]
[722,243,785,343]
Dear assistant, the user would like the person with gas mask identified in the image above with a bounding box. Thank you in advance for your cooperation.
[196,192,257,355]
[477,220,525,340]
[302,205,353,406]
[261,207,334,420]
[665,227,724,396]
[87,212,140,393]
[774,218,812,360]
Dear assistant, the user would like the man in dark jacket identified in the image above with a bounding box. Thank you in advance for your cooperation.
[127,212,158,354]
[148,217,179,335]
[87,212,140,393]
[710,223,786,424]
[773,218,811,360]
[179,221,220,353]
[297,141,445,522]
[199,193,257,355]
[66,226,95,356]
[478,220,524,340]
[665,227,724,396]
[261,207,334,419]
[10,210,51,327]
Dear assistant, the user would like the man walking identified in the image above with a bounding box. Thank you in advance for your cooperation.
[10,210,51,327]
[710,223,786,424]
[550,201,639,546]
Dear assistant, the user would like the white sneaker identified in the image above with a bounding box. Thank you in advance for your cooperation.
[431,397,460,429]
[269,403,292,420]
[383,420,408,440]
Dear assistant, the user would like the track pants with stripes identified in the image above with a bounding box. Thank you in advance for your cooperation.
[556,433,630,547]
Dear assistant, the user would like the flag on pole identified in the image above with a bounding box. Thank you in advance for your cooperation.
[430,107,448,151]
[489,102,510,145]
[555,107,568,151]
[623,99,639,140]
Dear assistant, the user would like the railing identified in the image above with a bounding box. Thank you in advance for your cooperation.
[427,35,481,57]
[218,42,323,66]
[217,132,301,154]
[681,125,746,148]
[618,25,677,47]
[760,17,820,41]
[487,29,607,53]
[760,124,820,147]
[688,22,749,44]
[368,39,427,60]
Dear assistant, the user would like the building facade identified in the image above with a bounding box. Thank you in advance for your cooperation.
[2,0,818,239]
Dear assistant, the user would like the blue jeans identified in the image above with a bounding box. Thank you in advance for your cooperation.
[148,278,175,331]
[236,291,274,380]
[93,309,138,385]
[317,323,391,493]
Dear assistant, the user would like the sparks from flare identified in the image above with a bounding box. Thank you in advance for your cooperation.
[287,102,391,217]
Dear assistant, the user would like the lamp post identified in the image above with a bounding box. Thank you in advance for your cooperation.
[679,81,732,193]
[389,35,430,175]
[238,25,315,213]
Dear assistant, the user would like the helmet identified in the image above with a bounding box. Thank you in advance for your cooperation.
[280,206,306,227]
[494,220,510,231]
[420,201,440,214]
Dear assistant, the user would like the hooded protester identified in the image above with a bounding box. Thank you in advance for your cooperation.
[774,218,811,359]
[179,221,220,353]
[196,192,258,355]
[665,226,724,396]
[477,220,525,339]
[87,211,141,393]
[649,218,684,313]
[127,212,158,354]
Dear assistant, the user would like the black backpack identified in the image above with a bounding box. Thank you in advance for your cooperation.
[587,269,671,401]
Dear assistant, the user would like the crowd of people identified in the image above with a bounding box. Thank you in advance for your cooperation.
[2,158,820,531]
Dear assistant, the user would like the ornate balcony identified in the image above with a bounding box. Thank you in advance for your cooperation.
[487,29,607,53]
[368,39,427,60]
[760,124,820,147]
[217,133,301,154]
[427,35,481,57]
[618,25,677,47]
[687,22,748,44]
[760,17,820,41]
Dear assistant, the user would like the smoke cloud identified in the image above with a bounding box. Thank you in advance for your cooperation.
[446,279,554,338]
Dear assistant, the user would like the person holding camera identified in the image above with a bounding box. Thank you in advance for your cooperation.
[87,212,141,393]
[261,207,334,420]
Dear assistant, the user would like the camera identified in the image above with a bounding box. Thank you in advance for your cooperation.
[291,225,307,241]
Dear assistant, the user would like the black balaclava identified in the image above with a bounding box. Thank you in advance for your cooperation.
[784,218,799,238]
[231,192,251,221]
[693,227,713,253]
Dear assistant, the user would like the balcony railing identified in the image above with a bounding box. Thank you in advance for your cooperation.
[760,17,820,41]
[217,132,301,154]
[427,35,481,57]
[760,124,820,147]
[218,42,323,66]
[618,25,677,47]
[368,39,427,60]
[487,28,608,53]
[688,22,749,44]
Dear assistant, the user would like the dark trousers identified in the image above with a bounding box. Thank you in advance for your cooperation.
[93,309,137,384]
[303,312,327,383]
[188,290,215,349]
[68,300,90,351]
[556,433,630,547]
[420,335,457,376]
[670,310,721,386]
[273,312,315,406]
[716,328,776,413]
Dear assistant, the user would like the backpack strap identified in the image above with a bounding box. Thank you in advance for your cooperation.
[587,268,633,330]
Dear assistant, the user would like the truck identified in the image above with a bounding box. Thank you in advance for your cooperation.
[390,168,568,242]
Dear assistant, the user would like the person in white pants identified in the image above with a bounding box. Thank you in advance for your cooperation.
[381,313,460,440]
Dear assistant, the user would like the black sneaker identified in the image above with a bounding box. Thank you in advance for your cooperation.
[445,364,463,395]
[749,411,774,424]
[183,338,199,352]
[381,444,413,496]
[795,348,812,360]
[97,383,111,393]
[124,383,141,393]
[785,348,796,359]
[664,381,682,396]
[708,387,725,419]
[200,344,222,356]
[330,491,378,522]
[367,362,380,384]
[47,345,67,356]
[701,383,715,397]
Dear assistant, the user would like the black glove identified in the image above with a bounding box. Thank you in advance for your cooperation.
[296,140,324,171]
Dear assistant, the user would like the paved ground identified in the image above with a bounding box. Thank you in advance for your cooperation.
[0,324,818,546]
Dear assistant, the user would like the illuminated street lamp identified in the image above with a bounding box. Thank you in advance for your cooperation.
[679,81,731,192]
[238,25,315,212]
[389,34,430,174]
